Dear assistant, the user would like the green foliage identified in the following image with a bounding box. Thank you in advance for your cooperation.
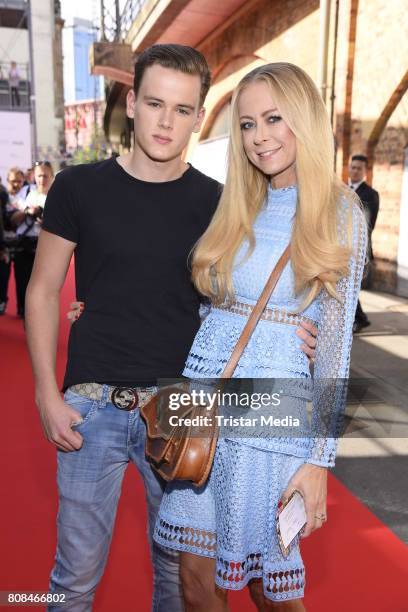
[71,126,110,165]
[71,146,106,164]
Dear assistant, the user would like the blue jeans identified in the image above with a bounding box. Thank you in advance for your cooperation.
[48,386,183,612]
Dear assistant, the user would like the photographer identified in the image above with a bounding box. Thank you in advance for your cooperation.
[10,162,54,318]
[0,183,11,315]
[0,168,29,315]
[0,188,7,288]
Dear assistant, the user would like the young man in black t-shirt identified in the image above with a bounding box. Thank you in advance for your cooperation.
[26,45,317,611]
[25,45,219,612]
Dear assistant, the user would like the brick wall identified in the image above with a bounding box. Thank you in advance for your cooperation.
[192,0,408,294]
[198,0,320,141]
[334,0,408,292]
[124,0,408,294]
[372,121,407,270]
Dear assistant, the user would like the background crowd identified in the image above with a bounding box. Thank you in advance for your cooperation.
[0,161,54,318]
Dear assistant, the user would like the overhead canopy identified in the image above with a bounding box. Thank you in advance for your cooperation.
[127,0,255,51]
[90,41,133,85]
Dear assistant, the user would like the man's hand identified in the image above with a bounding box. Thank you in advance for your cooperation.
[297,320,317,361]
[37,395,84,452]
[25,230,78,451]
[67,301,84,323]
[10,209,25,227]
[26,206,43,218]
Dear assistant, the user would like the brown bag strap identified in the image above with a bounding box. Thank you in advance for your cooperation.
[221,244,291,379]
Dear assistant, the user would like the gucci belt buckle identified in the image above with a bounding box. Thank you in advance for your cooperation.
[111,387,138,411]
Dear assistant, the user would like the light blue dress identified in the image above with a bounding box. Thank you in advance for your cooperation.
[154,185,367,602]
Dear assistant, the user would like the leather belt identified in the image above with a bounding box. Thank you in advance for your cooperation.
[69,382,157,411]
[214,300,317,328]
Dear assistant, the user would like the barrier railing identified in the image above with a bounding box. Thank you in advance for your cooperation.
[0,62,30,110]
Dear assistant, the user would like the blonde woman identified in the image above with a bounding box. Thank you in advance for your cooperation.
[153,63,367,611]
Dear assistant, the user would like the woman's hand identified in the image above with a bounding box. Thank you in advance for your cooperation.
[67,301,84,323]
[297,320,317,362]
[279,463,328,538]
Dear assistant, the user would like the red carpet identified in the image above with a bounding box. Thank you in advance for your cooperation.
[1,262,408,611]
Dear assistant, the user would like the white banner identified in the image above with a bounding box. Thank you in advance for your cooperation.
[0,111,32,184]
[189,136,229,184]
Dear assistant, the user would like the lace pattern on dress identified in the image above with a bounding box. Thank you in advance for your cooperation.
[156,517,305,599]
[215,301,317,327]
[216,552,305,600]
[265,565,305,600]
[307,201,368,467]
[155,518,217,556]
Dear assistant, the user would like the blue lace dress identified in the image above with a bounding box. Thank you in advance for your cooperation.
[154,185,367,602]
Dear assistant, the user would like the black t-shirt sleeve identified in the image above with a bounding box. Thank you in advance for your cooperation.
[210,180,223,216]
[42,169,79,243]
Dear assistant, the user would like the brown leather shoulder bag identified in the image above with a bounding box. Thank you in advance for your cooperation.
[140,245,290,487]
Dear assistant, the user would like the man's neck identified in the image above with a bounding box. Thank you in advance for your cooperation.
[117,148,188,183]
[350,179,365,189]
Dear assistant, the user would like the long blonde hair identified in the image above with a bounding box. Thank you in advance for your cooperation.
[192,62,356,308]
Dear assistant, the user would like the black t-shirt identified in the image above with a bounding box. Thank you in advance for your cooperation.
[42,158,221,389]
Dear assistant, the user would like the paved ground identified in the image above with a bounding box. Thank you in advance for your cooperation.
[333,289,408,544]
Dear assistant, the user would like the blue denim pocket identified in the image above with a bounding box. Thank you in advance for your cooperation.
[64,389,99,428]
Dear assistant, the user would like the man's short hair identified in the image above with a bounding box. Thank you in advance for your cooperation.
[351,154,368,165]
[7,167,24,179]
[133,44,211,107]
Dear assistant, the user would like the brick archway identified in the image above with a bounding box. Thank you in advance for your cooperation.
[366,69,408,183]
[211,53,266,84]
[201,53,266,141]
[200,91,232,141]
